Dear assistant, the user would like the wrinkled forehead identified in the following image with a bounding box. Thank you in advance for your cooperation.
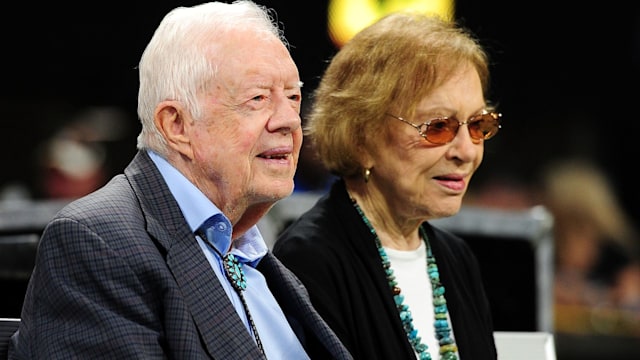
[208,30,295,72]
[202,33,299,97]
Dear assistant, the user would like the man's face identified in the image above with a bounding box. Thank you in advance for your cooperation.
[187,32,303,217]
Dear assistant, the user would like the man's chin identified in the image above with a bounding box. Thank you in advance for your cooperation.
[257,179,295,201]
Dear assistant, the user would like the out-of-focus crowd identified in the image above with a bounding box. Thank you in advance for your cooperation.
[467,159,640,338]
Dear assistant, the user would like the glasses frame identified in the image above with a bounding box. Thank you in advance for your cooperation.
[386,110,502,145]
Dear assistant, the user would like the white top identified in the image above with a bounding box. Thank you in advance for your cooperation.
[385,241,460,359]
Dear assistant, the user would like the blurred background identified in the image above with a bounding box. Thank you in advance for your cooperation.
[1,0,639,208]
[0,0,638,358]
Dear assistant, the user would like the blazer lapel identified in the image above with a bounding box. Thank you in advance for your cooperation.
[124,151,263,359]
[166,229,263,358]
[258,253,352,359]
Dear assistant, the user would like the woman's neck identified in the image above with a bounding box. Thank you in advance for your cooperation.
[345,179,422,250]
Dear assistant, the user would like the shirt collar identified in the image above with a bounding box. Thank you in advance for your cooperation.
[148,150,267,266]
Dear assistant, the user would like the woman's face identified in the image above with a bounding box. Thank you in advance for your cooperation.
[369,64,487,222]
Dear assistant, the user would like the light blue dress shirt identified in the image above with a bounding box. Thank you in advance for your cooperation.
[148,151,309,360]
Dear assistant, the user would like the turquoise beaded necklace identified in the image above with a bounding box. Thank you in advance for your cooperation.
[352,199,459,360]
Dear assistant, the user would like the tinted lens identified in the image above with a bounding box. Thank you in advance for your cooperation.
[468,113,500,140]
[423,117,459,144]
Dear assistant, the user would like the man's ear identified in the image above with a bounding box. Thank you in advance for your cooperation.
[154,100,194,159]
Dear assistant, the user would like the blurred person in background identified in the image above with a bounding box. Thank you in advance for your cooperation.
[34,121,108,200]
[0,106,131,202]
[541,159,640,337]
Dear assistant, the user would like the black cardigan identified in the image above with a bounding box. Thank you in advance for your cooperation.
[273,179,497,360]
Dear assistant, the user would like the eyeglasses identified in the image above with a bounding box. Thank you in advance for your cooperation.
[387,110,502,145]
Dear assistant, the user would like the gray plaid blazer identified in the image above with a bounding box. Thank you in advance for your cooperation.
[9,151,352,360]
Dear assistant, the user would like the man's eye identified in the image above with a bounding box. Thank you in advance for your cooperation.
[289,94,301,102]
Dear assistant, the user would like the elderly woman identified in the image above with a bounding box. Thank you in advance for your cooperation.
[274,11,501,360]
